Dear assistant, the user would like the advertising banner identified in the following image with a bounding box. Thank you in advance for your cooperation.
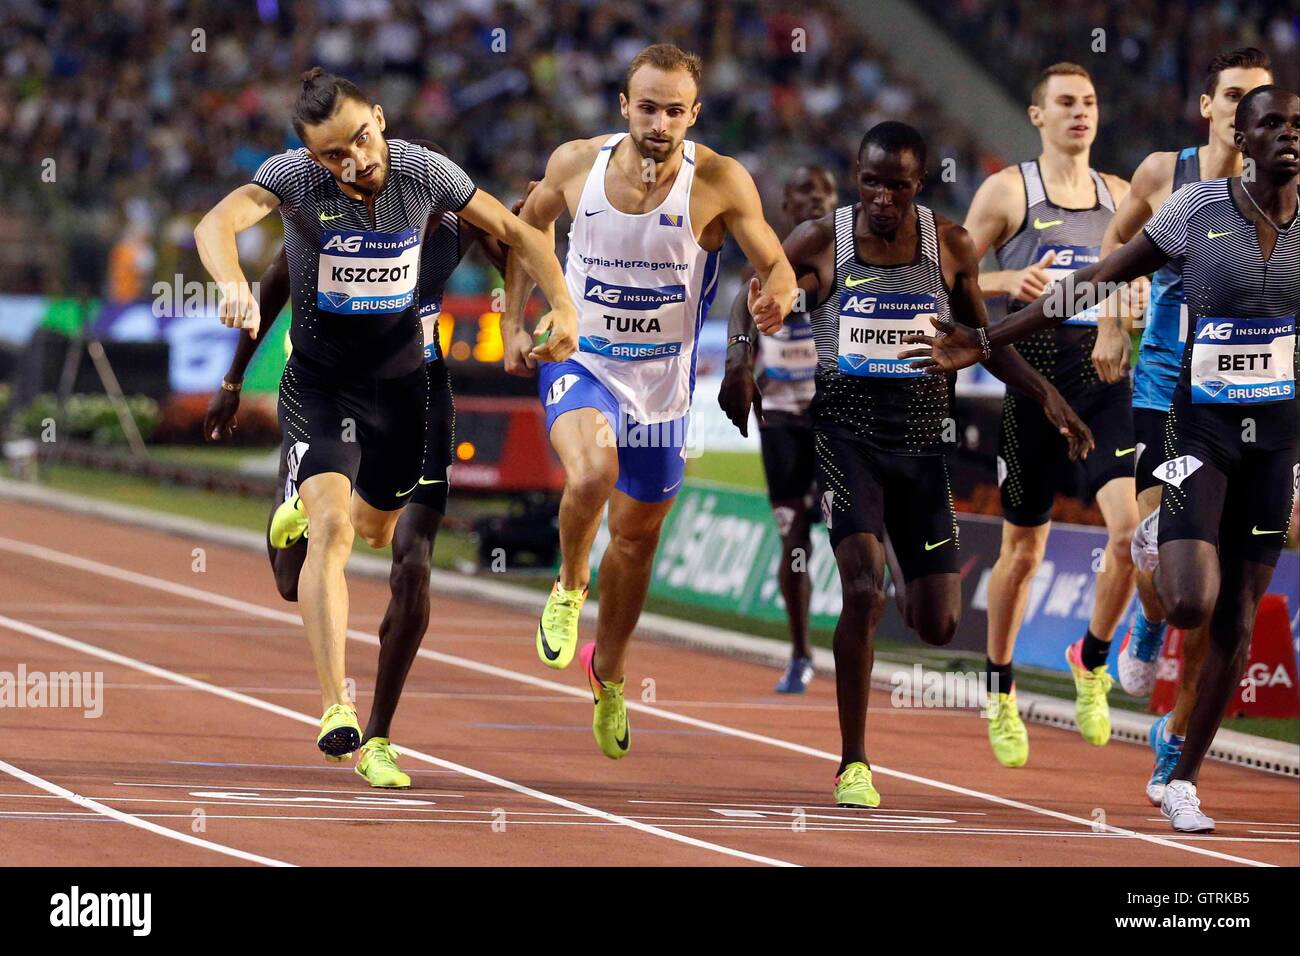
[589,479,1300,679]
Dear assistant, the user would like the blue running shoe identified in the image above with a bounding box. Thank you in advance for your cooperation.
[1146,713,1185,806]
[1118,613,1167,698]
[775,655,814,694]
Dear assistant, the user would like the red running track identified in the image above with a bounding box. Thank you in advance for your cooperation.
[0,501,1295,867]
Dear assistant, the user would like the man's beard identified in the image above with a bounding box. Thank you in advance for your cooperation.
[631,131,677,161]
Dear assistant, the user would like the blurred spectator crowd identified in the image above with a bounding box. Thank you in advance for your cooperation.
[1,0,990,301]
[919,0,1300,176]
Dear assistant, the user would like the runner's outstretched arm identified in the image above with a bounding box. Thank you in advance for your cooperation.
[501,142,581,376]
[940,222,1094,461]
[903,231,1169,373]
[194,182,281,339]
[204,248,290,441]
[459,188,576,365]
[714,156,799,333]
[718,219,829,435]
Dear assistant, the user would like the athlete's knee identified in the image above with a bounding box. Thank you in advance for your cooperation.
[1106,519,1138,571]
[840,567,887,619]
[311,508,355,553]
[995,531,1047,583]
[608,520,664,562]
[914,602,959,647]
[361,526,395,550]
[564,460,618,508]
[1163,586,1214,631]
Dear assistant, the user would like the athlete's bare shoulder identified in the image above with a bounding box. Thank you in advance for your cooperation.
[1128,150,1179,202]
[988,164,1028,200]
[545,136,607,181]
[788,209,836,255]
[1099,170,1132,204]
[933,213,979,264]
[690,144,754,194]
[965,164,1027,247]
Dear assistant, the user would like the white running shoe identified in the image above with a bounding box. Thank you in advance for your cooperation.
[1131,507,1160,574]
[1118,624,1164,697]
[1161,780,1215,833]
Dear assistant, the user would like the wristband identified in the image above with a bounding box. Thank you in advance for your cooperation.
[221,379,243,392]
[728,334,753,349]
[976,327,992,361]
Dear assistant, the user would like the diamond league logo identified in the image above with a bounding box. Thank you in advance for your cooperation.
[1199,379,1228,397]
[322,291,351,309]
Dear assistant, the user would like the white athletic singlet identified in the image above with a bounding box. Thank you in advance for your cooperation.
[566,133,721,424]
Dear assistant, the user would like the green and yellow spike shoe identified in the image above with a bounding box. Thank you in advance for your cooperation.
[270,493,309,549]
[986,691,1029,768]
[317,703,361,762]
[579,642,629,759]
[536,578,587,669]
[1066,639,1114,746]
[355,737,411,789]
[833,761,881,808]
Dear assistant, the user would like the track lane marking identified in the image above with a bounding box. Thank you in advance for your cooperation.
[0,535,1277,868]
[0,610,795,867]
[0,758,294,866]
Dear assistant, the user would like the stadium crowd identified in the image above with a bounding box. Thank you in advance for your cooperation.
[1,0,988,299]
[920,0,1300,174]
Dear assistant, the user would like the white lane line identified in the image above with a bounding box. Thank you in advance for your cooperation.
[0,535,1278,868]
[0,757,294,867]
[0,610,795,868]
[110,782,467,798]
[627,798,989,815]
[1,809,1292,843]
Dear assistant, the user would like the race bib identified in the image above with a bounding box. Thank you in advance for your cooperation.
[1040,244,1103,326]
[1154,454,1202,489]
[317,228,420,315]
[578,276,687,362]
[763,323,818,382]
[1190,315,1296,405]
[837,291,935,378]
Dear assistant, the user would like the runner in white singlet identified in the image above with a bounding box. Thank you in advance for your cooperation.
[500,44,798,760]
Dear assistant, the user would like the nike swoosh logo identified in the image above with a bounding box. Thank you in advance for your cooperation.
[1033,218,1064,230]
[1207,230,1233,239]
[924,538,952,551]
[662,479,683,494]
[614,726,629,751]
[537,623,562,661]
[1115,447,1136,457]
[395,477,446,497]
[584,209,606,217]
[1251,527,1283,536]
[844,276,879,287]
[319,213,345,221]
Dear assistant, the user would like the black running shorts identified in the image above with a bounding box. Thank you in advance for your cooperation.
[1156,399,1298,568]
[1133,405,1172,496]
[278,355,429,512]
[814,428,960,580]
[998,381,1136,526]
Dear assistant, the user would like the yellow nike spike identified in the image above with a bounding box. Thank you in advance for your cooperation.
[355,737,411,788]
[269,494,309,549]
[317,703,361,761]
